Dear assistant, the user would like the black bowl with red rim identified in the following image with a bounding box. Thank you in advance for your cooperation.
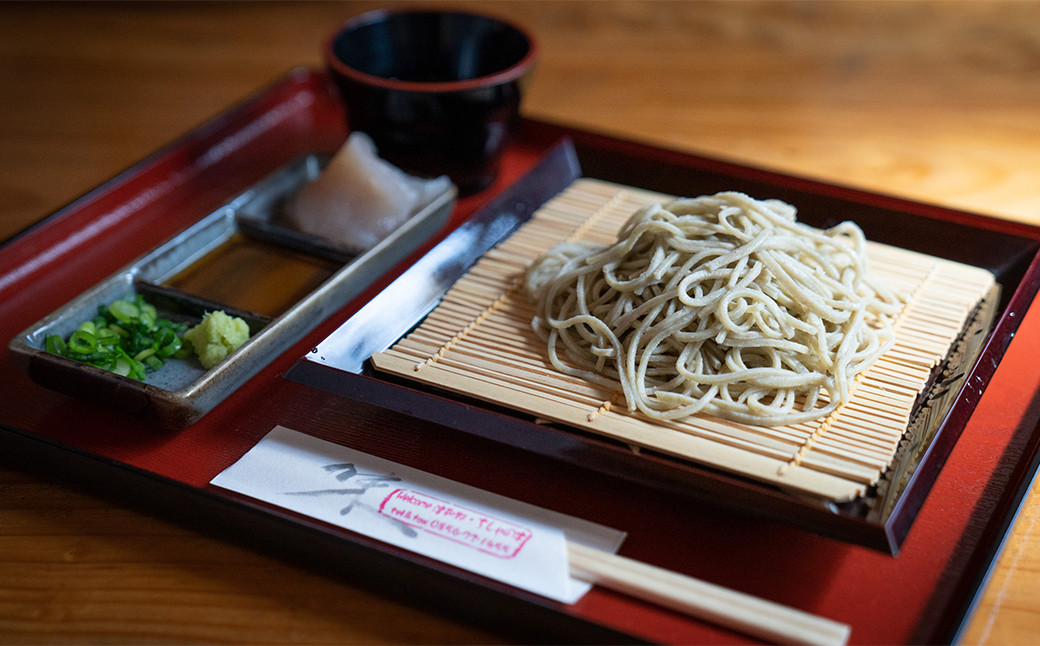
[324,9,537,194]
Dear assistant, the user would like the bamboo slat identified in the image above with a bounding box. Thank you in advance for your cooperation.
[372,179,996,502]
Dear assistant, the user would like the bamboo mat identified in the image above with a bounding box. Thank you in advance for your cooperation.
[372,179,996,501]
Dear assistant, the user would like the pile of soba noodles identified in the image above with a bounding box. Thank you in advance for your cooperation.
[524,192,904,427]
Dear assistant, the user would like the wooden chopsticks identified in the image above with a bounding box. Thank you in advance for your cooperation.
[567,542,850,646]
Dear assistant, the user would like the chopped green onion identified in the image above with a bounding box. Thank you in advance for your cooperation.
[68,330,98,354]
[108,299,139,323]
[45,335,66,355]
[45,294,191,381]
[112,357,133,377]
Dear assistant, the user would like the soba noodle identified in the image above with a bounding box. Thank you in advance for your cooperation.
[524,192,904,427]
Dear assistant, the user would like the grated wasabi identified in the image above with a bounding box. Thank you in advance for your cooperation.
[183,310,250,369]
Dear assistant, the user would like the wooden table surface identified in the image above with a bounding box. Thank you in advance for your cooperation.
[2,1,1040,643]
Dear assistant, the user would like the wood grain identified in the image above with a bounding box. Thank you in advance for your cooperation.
[2,1,1040,643]
[0,466,500,644]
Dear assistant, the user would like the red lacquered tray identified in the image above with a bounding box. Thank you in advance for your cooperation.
[3,68,1040,644]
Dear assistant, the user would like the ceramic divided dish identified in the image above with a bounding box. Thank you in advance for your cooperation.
[9,154,457,428]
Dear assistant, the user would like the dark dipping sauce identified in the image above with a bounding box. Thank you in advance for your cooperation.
[167,233,339,318]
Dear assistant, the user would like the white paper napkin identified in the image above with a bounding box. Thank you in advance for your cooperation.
[211,425,627,603]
